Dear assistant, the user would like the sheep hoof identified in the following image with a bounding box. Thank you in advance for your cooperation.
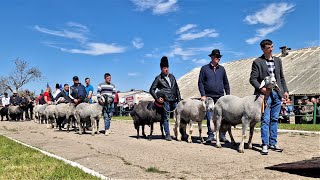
[239,149,244,153]
[248,144,253,149]
[187,139,192,143]
[216,144,222,148]
[148,136,152,141]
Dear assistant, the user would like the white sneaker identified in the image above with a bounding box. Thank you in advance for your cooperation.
[261,145,268,155]
[105,130,110,136]
[269,145,284,152]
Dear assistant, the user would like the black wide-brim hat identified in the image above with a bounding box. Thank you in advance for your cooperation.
[208,49,222,58]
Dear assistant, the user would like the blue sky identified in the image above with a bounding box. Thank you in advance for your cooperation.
[0,0,319,94]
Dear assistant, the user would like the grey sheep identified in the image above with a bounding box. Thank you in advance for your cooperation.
[74,96,106,135]
[44,104,57,129]
[36,104,49,124]
[212,75,278,153]
[173,97,214,143]
[8,105,23,121]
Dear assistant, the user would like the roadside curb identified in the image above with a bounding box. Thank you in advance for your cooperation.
[1,134,111,180]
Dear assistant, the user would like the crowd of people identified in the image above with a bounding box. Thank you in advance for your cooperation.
[279,96,320,124]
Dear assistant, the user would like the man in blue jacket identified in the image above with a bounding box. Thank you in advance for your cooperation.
[69,76,87,105]
[198,49,230,143]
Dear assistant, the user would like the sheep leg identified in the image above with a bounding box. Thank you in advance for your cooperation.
[227,126,236,146]
[215,116,222,148]
[136,125,140,139]
[175,114,182,141]
[248,125,254,149]
[187,120,193,143]
[160,122,165,139]
[148,123,154,141]
[76,115,82,135]
[90,116,96,136]
[198,121,204,143]
[239,118,248,153]
[142,125,147,138]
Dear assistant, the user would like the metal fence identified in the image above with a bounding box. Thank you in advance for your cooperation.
[280,103,319,124]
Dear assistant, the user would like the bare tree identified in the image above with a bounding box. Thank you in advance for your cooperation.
[0,59,42,93]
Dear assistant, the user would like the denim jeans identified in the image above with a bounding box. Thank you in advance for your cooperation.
[206,111,214,137]
[261,91,282,146]
[104,103,114,130]
[163,101,177,136]
[206,97,226,139]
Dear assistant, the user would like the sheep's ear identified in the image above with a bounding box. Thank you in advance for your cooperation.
[259,80,266,89]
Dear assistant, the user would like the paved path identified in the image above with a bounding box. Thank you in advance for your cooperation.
[0,120,319,179]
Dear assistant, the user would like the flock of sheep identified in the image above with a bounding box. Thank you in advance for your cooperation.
[2,75,277,153]
[131,75,277,153]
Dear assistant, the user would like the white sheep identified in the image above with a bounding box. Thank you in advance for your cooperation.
[44,104,57,129]
[74,96,105,135]
[173,97,214,143]
[212,75,278,153]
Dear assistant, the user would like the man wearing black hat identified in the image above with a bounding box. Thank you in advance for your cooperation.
[198,49,230,143]
[69,76,87,105]
[150,56,181,141]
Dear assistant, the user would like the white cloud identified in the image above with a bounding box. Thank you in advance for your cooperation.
[145,53,153,57]
[176,24,197,34]
[34,23,126,56]
[131,0,178,15]
[168,46,196,60]
[132,38,144,49]
[58,43,125,56]
[168,44,223,60]
[244,3,295,26]
[192,59,208,65]
[66,22,89,32]
[34,25,88,43]
[244,3,295,44]
[128,72,139,76]
[178,29,219,41]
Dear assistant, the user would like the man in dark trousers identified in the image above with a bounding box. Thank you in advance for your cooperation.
[150,56,181,141]
[198,49,230,143]
[250,39,289,155]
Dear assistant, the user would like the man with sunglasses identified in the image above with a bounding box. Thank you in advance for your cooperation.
[198,49,230,143]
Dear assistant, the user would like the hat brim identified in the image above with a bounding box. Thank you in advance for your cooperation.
[208,54,222,58]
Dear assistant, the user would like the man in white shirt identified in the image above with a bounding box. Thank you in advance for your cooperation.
[53,83,61,99]
[1,92,10,106]
[1,92,10,120]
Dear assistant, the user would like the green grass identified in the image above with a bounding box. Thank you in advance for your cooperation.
[0,135,100,180]
[145,166,168,174]
[254,122,320,131]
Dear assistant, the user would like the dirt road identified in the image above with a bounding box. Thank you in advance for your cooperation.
[0,120,319,179]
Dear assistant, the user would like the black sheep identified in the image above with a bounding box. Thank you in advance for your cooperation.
[0,107,9,121]
[130,101,165,140]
